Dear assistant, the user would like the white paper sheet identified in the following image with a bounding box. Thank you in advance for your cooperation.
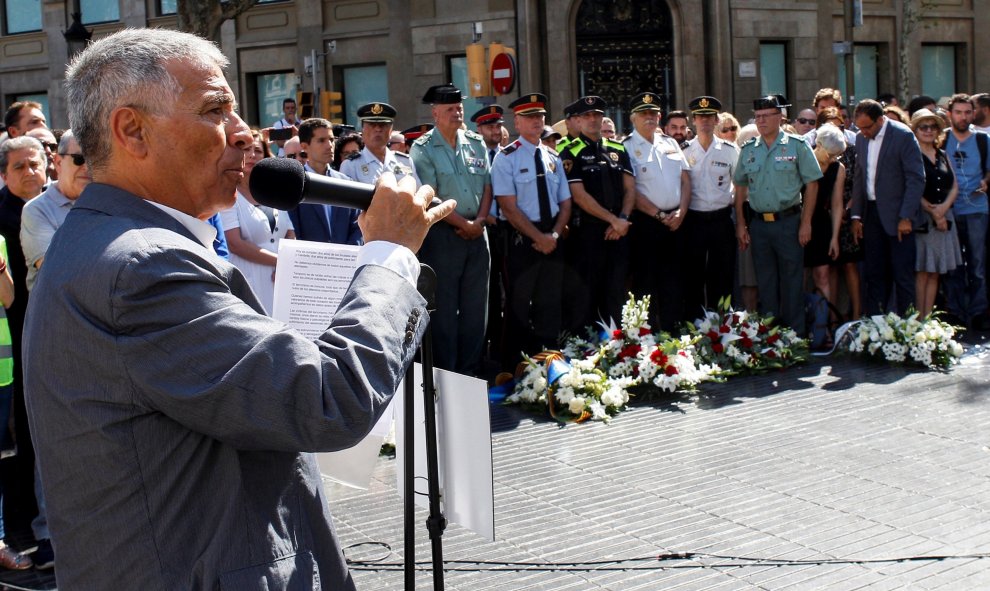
[273,239,384,489]
[272,239,360,339]
[395,364,495,541]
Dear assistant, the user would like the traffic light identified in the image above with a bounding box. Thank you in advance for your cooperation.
[466,43,490,98]
[296,91,314,119]
[321,90,343,124]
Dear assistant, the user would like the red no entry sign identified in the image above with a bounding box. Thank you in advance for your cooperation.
[490,52,516,96]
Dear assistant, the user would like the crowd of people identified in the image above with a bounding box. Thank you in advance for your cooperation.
[209,85,990,376]
[0,40,989,578]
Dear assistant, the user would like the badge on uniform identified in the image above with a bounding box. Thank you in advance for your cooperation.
[687,156,696,166]
[609,152,619,161]
[563,160,573,173]
[635,150,642,158]
[548,161,556,172]
[361,165,369,174]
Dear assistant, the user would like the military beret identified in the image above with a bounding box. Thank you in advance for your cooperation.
[508,93,548,116]
[689,95,721,115]
[470,105,504,126]
[629,92,663,113]
[422,84,463,105]
[356,102,396,123]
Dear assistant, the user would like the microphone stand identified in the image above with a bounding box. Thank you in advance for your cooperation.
[404,264,447,591]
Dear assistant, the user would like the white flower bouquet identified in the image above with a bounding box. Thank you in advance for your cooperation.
[846,310,963,370]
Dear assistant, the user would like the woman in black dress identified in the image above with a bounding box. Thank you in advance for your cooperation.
[803,123,847,315]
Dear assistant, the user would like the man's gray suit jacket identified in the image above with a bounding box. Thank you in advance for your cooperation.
[23,183,427,590]
[851,118,926,236]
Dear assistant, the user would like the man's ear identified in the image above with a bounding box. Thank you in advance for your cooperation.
[108,106,150,159]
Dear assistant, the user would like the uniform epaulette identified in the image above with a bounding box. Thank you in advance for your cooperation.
[464,129,483,141]
[412,130,433,147]
[394,151,412,160]
[346,152,361,160]
[500,140,522,155]
[784,131,808,143]
[741,136,758,148]
[567,138,588,156]
[604,138,626,152]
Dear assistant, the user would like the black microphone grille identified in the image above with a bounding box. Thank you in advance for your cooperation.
[249,157,307,210]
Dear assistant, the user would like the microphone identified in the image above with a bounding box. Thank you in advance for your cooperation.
[249,157,375,211]
[249,157,441,211]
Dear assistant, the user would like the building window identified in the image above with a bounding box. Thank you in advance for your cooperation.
[4,0,42,34]
[342,65,387,125]
[448,56,484,129]
[759,42,788,98]
[256,72,296,127]
[922,44,957,101]
[7,92,50,127]
[158,0,175,15]
[81,0,120,24]
[836,44,879,104]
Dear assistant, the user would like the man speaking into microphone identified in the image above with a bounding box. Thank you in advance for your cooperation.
[23,28,454,591]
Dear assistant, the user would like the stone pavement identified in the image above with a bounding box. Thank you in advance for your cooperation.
[328,344,990,590]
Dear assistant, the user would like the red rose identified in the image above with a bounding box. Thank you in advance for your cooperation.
[664,365,679,376]
[650,349,667,365]
[719,325,731,333]
[712,343,724,353]
[639,327,651,336]
[758,324,769,334]
[706,330,719,341]
[767,333,780,345]
[767,350,777,358]
[612,329,624,340]
[740,337,753,348]
[619,344,641,359]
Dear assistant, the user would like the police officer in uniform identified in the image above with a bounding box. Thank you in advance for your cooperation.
[624,91,692,329]
[491,93,572,362]
[560,95,636,330]
[682,95,740,315]
[339,101,420,186]
[734,95,822,334]
[471,105,505,164]
[410,84,493,375]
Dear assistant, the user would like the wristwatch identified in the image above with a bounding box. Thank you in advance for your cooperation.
[551,231,560,240]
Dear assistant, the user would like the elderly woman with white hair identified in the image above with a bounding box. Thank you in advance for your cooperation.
[803,123,847,342]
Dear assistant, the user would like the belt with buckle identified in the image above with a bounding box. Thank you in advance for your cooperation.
[758,204,801,222]
[689,206,732,221]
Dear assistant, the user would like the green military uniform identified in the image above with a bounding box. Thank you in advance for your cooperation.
[408,84,492,375]
[734,96,823,336]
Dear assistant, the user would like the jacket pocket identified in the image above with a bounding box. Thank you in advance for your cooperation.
[219,551,321,591]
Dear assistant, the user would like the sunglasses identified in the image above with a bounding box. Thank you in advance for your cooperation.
[916,124,939,132]
[60,153,85,166]
[795,118,815,125]
[285,151,308,159]
[721,126,738,132]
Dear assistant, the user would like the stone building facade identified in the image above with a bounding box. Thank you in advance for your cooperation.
[1,0,987,133]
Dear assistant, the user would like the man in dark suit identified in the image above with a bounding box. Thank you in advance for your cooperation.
[22,28,454,590]
[850,99,926,315]
[287,118,362,245]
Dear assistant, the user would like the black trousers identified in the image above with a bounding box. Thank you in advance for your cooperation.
[565,219,629,332]
[683,207,736,317]
[629,211,686,331]
[503,226,566,365]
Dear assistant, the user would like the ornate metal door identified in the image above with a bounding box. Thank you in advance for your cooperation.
[575,0,675,134]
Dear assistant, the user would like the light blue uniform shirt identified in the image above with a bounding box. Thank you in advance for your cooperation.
[491,137,571,222]
[339,146,420,187]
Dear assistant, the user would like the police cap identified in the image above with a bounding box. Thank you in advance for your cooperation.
[689,96,722,115]
[357,102,397,123]
[571,96,608,116]
[470,105,504,126]
[508,93,548,116]
[422,84,463,105]
[629,92,663,113]
[753,95,791,111]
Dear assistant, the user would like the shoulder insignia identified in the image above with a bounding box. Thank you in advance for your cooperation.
[605,139,626,152]
[464,129,483,140]
[501,140,522,155]
[346,152,361,160]
[741,136,758,148]
[567,138,587,156]
[413,131,432,147]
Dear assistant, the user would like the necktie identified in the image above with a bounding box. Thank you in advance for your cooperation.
[534,147,552,226]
